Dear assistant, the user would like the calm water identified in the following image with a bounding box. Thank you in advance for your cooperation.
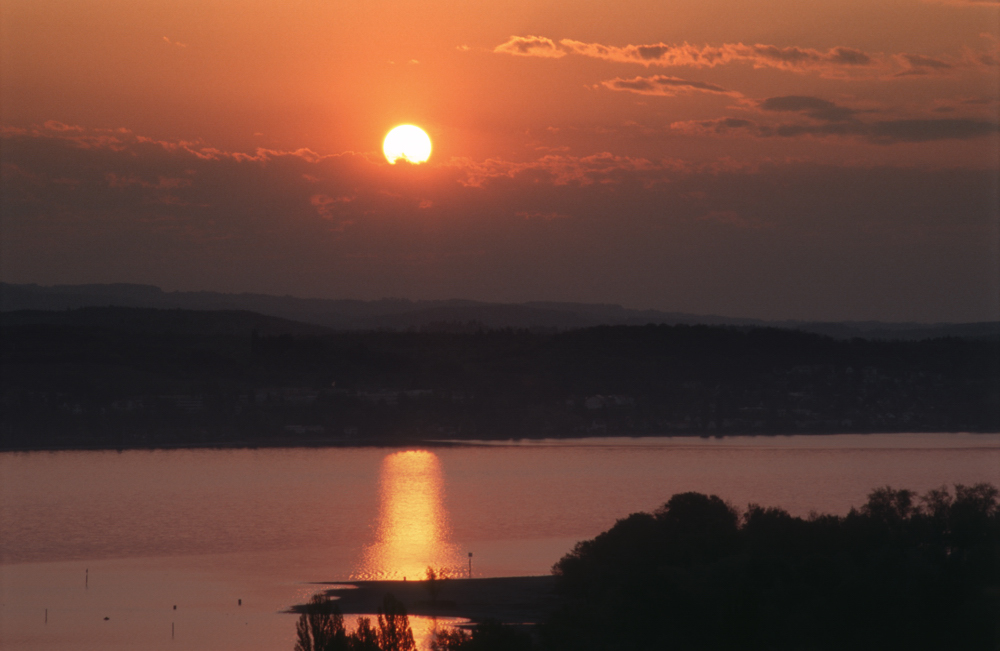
[2,433,999,650]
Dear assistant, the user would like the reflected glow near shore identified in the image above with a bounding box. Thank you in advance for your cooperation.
[354,450,461,580]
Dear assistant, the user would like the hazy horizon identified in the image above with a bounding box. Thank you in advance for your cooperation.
[6,280,1000,326]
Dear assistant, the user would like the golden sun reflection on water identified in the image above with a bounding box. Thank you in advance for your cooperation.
[354,450,461,580]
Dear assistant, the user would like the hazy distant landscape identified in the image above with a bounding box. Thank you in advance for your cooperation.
[2,284,997,451]
[5,282,999,340]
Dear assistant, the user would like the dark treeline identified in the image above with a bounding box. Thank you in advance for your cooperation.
[544,484,1000,651]
[293,592,532,651]
[2,307,998,448]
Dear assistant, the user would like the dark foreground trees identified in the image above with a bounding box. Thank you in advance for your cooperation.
[543,484,1000,651]
[431,619,534,651]
[295,593,415,651]
[295,484,998,650]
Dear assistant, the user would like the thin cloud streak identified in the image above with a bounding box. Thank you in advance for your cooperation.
[673,115,1000,143]
[493,35,567,58]
[601,75,742,97]
[671,94,1000,144]
[495,35,996,78]
[560,38,874,76]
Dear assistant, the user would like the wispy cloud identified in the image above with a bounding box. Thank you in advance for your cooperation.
[673,95,1000,143]
[496,35,997,79]
[600,75,742,97]
[493,35,566,58]
[561,38,874,76]
[758,96,860,122]
[496,36,878,77]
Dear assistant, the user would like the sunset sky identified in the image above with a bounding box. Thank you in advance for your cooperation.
[2,0,998,322]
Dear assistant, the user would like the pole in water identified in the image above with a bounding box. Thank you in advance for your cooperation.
[45,608,48,624]
[468,552,473,578]
[85,568,88,589]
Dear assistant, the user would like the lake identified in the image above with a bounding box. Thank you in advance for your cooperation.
[2,433,999,650]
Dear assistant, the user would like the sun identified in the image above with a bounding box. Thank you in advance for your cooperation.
[383,125,432,164]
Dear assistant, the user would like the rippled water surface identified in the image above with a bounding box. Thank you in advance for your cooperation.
[2,433,999,650]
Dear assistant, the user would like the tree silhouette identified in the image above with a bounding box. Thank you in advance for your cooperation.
[425,566,448,605]
[431,619,533,651]
[349,617,381,651]
[293,592,417,651]
[294,594,348,651]
[377,593,416,651]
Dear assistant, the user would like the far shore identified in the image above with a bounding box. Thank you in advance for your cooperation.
[4,430,997,454]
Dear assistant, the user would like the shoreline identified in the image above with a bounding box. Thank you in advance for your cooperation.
[3,430,998,454]
[291,576,557,626]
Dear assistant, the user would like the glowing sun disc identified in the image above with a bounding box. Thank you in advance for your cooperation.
[383,125,432,164]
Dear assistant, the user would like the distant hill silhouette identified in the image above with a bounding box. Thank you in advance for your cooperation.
[2,282,998,340]
[0,306,333,338]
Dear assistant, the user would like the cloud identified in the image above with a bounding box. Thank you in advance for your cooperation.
[105,173,192,190]
[497,37,880,77]
[671,118,758,135]
[2,123,997,321]
[758,95,860,122]
[559,39,875,72]
[496,35,997,79]
[673,94,1000,143]
[43,121,84,133]
[865,118,1000,142]
[601,75,742,97]
[893,52,958,76]
[493,35,566,58]
[673,112,1000,144]
[162,36,187,48]
[900,54,953,69]
[452,151,674,188]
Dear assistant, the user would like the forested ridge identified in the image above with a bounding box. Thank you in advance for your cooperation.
[2,307,998,449]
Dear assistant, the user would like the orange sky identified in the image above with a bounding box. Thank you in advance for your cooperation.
[2,0,999,321]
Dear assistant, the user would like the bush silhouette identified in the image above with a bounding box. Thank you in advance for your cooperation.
[544,485,1000,651]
